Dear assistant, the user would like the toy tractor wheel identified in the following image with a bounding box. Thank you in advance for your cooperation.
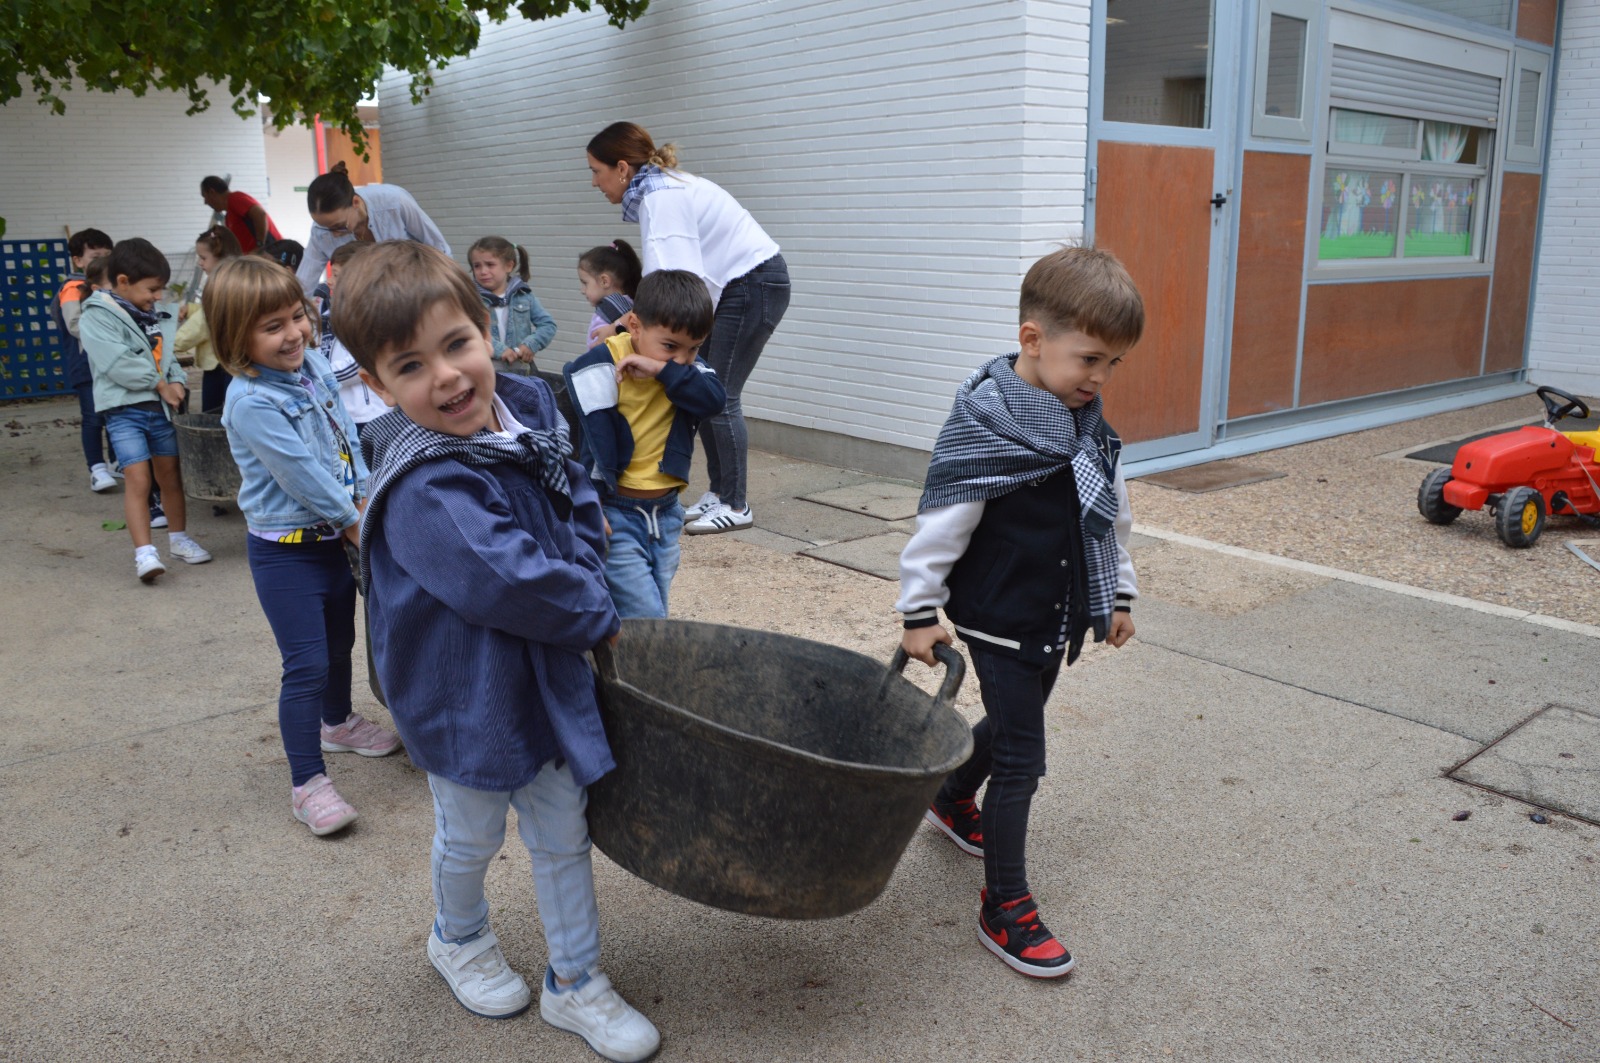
[1495,487,1546,548]
[1417,467,1461,525]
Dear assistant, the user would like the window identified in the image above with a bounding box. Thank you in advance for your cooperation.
[1397,0,1513,32]
[1252,0,1319,141]
[1103,0,1215,128]
[1507,48,1551,166]
[1315,29,1505,268]
[1319,112,1492,261]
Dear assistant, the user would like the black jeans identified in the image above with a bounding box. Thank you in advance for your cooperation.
[938,645,1061,905]
[200,368,231,414]
[696,254,790,511]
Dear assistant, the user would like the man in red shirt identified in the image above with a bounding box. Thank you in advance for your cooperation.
[200,175,282,253]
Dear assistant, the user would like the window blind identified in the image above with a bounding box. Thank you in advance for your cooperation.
[1329,45,1501,126]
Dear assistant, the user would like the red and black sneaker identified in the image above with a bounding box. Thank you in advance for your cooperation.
[924,797,983,857]
[978,889,1076,978]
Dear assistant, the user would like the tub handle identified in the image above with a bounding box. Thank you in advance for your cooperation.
[593,638,621,684]
[888,643,965,711]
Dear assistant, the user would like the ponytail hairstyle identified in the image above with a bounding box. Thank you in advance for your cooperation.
[195,225,244,262]
[306,160,356,214]
[586,122,679,173]
[578,238,643,297]
[468,236,530,282]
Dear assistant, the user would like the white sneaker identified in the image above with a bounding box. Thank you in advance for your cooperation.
[540,969,661,1062]
[428,927,531,1019]
[136,552,166,583]
[89,464,117,492]
[683,490,720,520]
[168,537,213,565]
[684,501,753,535]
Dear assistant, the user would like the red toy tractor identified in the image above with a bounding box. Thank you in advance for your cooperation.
[1418,386,1600,548]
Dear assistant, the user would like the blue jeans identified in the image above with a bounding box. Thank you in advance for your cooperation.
[937,645,1060,905]
[103,404,178,468]
[428,765,601,982]
[246,536,356,786]
[602,496,684,619]
[696,254,790,510]
[74,383,113,468]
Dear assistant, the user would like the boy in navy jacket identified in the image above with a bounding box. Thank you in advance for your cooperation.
[564,269,725,619]
[339,241,659,1063]
[897,247,1144,980]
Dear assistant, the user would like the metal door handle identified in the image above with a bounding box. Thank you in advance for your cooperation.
[1210,193,1228,208]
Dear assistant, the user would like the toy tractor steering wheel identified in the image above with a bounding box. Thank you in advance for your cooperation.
[1536,385,1590,425]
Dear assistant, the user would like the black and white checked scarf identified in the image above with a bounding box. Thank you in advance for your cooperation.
[476,276,528,308]
[620,165,674,223]
[921,353,1121,631]
[357,388,573,594]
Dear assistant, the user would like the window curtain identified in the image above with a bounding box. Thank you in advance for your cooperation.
[1422,121,1467,162]
[1333,110,1398,144]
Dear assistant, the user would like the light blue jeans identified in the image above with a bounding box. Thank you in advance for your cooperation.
[602,496,684,620]
[427,763,600,982]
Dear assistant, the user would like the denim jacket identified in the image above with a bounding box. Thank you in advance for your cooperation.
[484,284,558,376]
[222,347,369,534]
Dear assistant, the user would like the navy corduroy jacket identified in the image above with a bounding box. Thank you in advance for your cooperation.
[364,377,619,791]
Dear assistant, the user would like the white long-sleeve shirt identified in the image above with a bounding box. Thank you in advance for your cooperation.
[896,465,1138,622]
[637,171,779,307]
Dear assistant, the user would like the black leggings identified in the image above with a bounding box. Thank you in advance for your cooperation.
[937,645,1060,905]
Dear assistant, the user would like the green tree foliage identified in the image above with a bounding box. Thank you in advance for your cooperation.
[2,0,649,152]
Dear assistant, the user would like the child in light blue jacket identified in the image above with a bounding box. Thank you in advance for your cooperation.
[210,256,402,838]
[470,236,557,376]
[79,238,211,582]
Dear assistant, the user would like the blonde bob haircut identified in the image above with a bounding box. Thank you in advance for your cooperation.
[1019,246,1145,351]
[332,241,488,375]
[203,256,317,377]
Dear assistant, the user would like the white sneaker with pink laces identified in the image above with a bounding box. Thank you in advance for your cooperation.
[291,773,358,836]
[320,713,402,757]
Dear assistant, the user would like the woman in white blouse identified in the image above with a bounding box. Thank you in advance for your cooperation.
[296,161,453,294]
[587,122,791,534]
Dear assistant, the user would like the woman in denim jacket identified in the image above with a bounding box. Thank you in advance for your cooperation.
[209,258,402,837]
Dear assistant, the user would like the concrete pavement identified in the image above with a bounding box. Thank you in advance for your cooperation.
[1,396,1596,1062]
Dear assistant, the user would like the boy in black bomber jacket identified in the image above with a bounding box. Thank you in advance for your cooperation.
[896,247,1144,980]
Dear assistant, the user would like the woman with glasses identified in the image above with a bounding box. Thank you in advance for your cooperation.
[296,162,453,293]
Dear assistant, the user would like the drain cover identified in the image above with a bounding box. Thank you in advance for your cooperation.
[1448,705,1600,825]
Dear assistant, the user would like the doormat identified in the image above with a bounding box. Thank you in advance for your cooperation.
[1406,414,1598,465]
[1446,704,1600,827]
[1137,460,1287,494]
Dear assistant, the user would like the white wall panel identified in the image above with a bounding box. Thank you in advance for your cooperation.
[1528,0,1600,395]
[0,84,269,268]
[379,0,1093,453]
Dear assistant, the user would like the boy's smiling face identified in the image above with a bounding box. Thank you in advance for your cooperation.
[1015,322,1128,409]
[359,300,500,436]
[113,274,165,313]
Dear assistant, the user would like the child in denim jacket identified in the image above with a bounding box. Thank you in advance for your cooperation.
[211,257,402,837]
[469,236,557,375]
[340,240,659,1063]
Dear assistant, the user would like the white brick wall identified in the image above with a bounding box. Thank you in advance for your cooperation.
[378,0,1093,452]
[1528,0,1600,395]
[0,83,269,270]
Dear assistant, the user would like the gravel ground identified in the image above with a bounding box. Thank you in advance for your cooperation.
[1126,394,1600,627]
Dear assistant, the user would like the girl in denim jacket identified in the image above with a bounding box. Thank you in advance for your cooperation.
[209,257,403,837]
[470,236,557,376]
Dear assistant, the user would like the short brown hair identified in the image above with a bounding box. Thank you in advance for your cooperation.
[1019,246,1144,349]
[203,256,314,377]
[329,240,369,269]
[332,241,487,373]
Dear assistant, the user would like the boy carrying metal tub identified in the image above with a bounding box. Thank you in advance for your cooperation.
[898,247,1145,979]
[339,241,659,1062]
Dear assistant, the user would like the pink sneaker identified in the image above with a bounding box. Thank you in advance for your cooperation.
[320,713,402,757]
[292,774,358,836]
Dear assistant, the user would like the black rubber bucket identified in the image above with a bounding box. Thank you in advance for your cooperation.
[172,413,241,502]
[587,619,972,919]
